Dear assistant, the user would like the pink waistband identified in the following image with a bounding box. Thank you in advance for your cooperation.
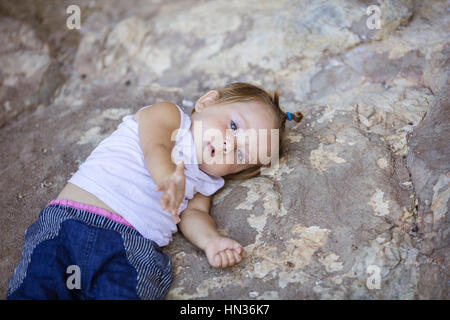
[48,199,134,229]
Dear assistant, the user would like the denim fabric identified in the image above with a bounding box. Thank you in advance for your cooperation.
[7,204,173,300]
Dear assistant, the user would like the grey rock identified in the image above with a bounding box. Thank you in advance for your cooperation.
[0,0,448,299]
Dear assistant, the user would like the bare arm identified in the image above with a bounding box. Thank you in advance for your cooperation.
[179,209,223,248]
[136,102,185,222]
[136,102,180,186]
[179,193,244,268]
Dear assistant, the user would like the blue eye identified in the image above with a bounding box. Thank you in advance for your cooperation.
[237,149,243,162]
[230,120,238,131]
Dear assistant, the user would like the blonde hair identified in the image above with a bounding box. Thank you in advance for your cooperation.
[193,82,303,180]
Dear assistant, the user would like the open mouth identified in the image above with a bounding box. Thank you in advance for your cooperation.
[207,141,215,157]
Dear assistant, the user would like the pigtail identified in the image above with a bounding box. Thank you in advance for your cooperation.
[272,89,303,124]
[273,90,280,108]
[284,111,303,123]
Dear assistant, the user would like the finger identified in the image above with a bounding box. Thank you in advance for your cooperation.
[171,204,180,222]
[232,249,242,263]
[170,202,179,219]
[176,160,185,174]
[172,212,180,224]
[157,182,169,192]
[168,182,177,211]
[162,192,171,210]
[173,196,183,215]
[214,254,221,268]
[160,194,168,210]
[163,183,172,209]
[234,243,244,255]
[225,249,236,266]
[219,251,228,268]
[162,201,169,211]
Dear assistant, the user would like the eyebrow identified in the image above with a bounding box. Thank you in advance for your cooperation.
[236,111,249,130]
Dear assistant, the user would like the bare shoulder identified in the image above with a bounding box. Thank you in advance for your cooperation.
[134,101,181,129]
[185,193,211,214]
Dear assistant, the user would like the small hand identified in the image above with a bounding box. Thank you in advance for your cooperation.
[204,236,244,268]
[155,161,185,224]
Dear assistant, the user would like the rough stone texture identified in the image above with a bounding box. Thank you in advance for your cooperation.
[406,87,450,299]
[0,0,448,299]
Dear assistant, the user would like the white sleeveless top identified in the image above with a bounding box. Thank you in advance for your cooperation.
[68,104,225,246]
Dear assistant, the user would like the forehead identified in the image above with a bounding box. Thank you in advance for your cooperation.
[224,100,277,129]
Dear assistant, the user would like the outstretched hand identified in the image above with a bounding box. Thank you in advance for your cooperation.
[156,160,185,224]
[204,236,244,268]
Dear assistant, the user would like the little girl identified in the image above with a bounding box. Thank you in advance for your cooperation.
[7,82,302,300]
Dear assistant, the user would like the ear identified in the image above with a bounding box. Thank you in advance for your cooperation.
[194,90,219,112]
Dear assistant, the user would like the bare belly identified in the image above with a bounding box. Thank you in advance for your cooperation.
[56,182,123,218]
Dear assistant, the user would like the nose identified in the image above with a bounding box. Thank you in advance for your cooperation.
[223,139,229,154]
[223,136,236,154]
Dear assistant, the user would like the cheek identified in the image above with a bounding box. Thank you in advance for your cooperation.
[200,121,227,144]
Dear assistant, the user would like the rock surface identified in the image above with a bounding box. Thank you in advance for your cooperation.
[0,0,448,299]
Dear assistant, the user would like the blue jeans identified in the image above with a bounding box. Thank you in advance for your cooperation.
[7,204,173,300]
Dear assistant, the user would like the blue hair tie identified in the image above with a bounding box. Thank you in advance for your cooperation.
[286,112,292,121]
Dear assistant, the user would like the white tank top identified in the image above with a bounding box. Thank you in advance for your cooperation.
[68,104,225,246]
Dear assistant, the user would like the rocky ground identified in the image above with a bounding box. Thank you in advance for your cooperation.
[0,0,448,299]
